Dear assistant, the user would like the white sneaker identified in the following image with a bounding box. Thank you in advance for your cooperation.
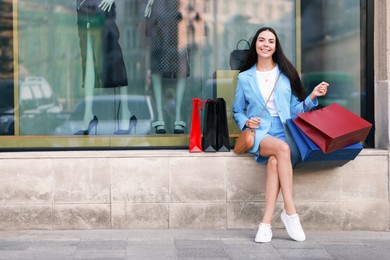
[281,210,306,242]
[255,223,272,243]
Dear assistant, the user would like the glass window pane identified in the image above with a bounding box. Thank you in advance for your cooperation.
[301,0,362,115]
[0,0,369,148]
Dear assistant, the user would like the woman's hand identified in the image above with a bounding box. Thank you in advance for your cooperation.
[99,0,114,12]
[245,117,261,129]
[310,81,329,100]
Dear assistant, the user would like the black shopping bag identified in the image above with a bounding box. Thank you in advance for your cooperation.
[216,98,230,152]
[202,99,218,152]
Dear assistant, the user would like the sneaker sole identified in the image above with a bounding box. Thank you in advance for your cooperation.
[255,238,271,243]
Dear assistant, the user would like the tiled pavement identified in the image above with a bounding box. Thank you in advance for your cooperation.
[1,229,390,259]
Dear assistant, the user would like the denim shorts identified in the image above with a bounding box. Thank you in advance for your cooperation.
[255,116,286,164]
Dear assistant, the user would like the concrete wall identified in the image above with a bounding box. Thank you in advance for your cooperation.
[0,150,388,231]
[375,0,390,227]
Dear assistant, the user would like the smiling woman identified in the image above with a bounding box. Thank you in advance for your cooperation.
[233,27,330,243]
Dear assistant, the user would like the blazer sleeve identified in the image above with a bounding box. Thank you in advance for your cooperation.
[232,74,249,130]
[290,93,319,116]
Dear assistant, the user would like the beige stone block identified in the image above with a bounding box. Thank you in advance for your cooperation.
[340,156,388,201]
[341,201,389,230]
[112,203,168,228]
[293,166,343,201]
[227,202,262,229]
[170,157,226,202]
[169,203,226,229]
[295,202,346,230]
[0,205,52,230]
[53,158,110,203]
[0,159,53,204]
[226,157,266,202]
[295,200,389,231]
[52,204,110,229]
[111,158,169,203]
[227,202,285,229]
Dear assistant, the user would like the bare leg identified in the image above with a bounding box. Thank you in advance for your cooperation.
[260,136,296,215]
[82,22,95,130]
[261,155,281,224]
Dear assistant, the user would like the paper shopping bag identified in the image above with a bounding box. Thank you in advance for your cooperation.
[189,98,203,152]
[216,98,230,152]
[286,118,363,162]
[293,103,372,154]
[202,99,218,152]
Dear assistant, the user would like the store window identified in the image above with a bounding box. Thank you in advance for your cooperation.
[0,0,371,150]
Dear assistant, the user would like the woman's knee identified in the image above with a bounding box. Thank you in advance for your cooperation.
[277,141,290,156]
[268,155,278,169]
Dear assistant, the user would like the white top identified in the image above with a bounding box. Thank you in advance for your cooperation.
[256,65,279,116]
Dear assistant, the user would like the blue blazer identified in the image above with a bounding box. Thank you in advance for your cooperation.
[233,65,318,154]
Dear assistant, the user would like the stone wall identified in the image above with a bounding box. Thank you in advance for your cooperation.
[0,150,388,231]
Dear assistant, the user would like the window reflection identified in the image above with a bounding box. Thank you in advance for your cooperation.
[301,0,361,115]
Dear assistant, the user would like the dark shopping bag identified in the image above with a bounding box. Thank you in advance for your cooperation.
[202,99,218,152]
[229,39,250,70]
[286,119,363,162]
[216,98,230,152]
[293,103,372,154]
[189,98,204,152]
[202,98,231,152]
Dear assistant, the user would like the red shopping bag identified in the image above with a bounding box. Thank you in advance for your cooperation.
[189,98,204,152]
[293,103,372,154]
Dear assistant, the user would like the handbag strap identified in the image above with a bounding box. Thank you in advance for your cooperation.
[259,72,281,118]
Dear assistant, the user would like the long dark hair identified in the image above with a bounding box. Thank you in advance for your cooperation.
[240,27,305,100]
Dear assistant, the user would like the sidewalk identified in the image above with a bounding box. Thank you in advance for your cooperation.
[1,229,390,259]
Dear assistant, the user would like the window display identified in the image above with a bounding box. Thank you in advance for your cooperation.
[0,0,370,150]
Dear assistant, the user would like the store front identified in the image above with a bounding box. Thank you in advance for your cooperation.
[1,0,390,231]
[0,0,373,150]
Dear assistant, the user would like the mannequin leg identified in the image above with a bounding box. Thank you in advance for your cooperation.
[118,86,132,128]
[75,22,98,135]
[112,86,137,135]
[151,73,166,133]
[83,23,95,128]
[174,77,186,134]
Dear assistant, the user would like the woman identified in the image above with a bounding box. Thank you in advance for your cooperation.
[232,27,329,243]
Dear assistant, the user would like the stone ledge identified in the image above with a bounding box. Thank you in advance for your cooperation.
[0,148,387,159]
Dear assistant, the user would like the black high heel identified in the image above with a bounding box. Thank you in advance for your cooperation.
[74,115,98,135]
[114,115,137,135]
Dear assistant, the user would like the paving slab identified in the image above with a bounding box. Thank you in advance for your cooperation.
[0,229,389,259]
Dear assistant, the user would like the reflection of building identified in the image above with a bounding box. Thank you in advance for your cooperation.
[0,0,13,79]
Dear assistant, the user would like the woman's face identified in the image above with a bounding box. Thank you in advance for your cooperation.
[256,30,276,60]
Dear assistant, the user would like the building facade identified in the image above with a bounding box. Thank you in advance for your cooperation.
[0,0,389,230]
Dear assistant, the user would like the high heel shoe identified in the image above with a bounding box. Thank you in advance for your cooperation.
[114,115,137,135]
[74,115,98,135]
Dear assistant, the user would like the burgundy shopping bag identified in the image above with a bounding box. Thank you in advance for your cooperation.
[189,98,204,152]
[293,103,372,154]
